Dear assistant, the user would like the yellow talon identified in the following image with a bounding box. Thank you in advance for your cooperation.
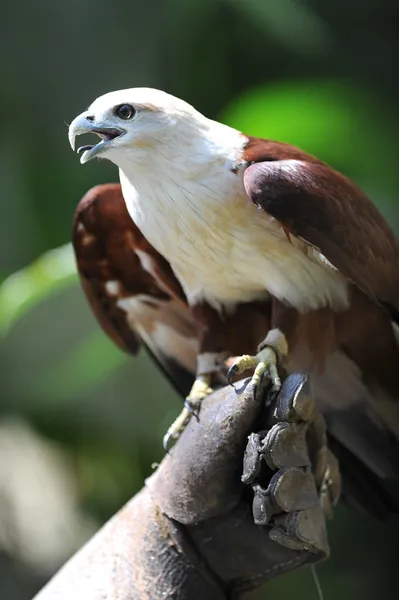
[227,346,282,393]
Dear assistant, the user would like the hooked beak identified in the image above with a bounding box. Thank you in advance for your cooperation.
[68,113,125,164]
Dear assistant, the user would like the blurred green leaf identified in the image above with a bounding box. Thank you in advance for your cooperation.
[0,244,77,337]
[222,79,357,154]
[221,79,399,199]
[33,329,127,407]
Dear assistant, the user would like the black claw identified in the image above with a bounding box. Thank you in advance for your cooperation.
[267,388,280,407]
[163,432,174,454]
[252,380,259,399]
[227,364,239,386]
[184,399,200,422]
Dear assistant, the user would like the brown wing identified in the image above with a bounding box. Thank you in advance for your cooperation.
[72,184,196,395]
[243,139,399,514]
[243,138,399,319]
[280,289,399,516]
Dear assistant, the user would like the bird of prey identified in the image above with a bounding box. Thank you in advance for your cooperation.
[69,88,399,516]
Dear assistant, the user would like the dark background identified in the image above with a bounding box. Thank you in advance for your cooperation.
[0,1,398,598]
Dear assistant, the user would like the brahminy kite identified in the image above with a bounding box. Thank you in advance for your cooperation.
[69,88,399,516]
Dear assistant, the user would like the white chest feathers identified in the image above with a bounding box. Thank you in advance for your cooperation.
[119,166,349,314]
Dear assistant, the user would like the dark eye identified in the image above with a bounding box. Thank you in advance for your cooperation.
[114,104,136,120]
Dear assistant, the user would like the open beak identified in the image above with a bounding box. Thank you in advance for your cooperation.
[68,113,125,164]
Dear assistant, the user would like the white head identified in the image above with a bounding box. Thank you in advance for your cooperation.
[68,88,241,170]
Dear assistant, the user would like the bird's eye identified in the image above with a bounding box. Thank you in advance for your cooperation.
[114,104,136,120]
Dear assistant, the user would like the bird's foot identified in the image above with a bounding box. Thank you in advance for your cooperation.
[227,330,288,396]
[163,375,213,452]
[184,376,214,419]
[227,346,281,395]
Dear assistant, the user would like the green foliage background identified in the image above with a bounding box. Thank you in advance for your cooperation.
[0,0,398,598]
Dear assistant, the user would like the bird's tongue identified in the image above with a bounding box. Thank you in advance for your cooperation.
[76,128,121,155]
[77,144,94,155]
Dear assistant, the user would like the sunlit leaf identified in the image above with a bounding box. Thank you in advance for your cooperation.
[0,244,77,336]
[220,79,398,197]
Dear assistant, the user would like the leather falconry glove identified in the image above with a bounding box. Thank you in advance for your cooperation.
[149,373,340,598]
[33,373,340,600]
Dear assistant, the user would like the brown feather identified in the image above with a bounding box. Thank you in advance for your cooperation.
[243,137,399,318]
[72,184,197,395]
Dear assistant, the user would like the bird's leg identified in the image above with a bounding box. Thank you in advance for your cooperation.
[163,352,227,451]
[227,328,288,396]
[163,374,214,451]
[184,374,214,418]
